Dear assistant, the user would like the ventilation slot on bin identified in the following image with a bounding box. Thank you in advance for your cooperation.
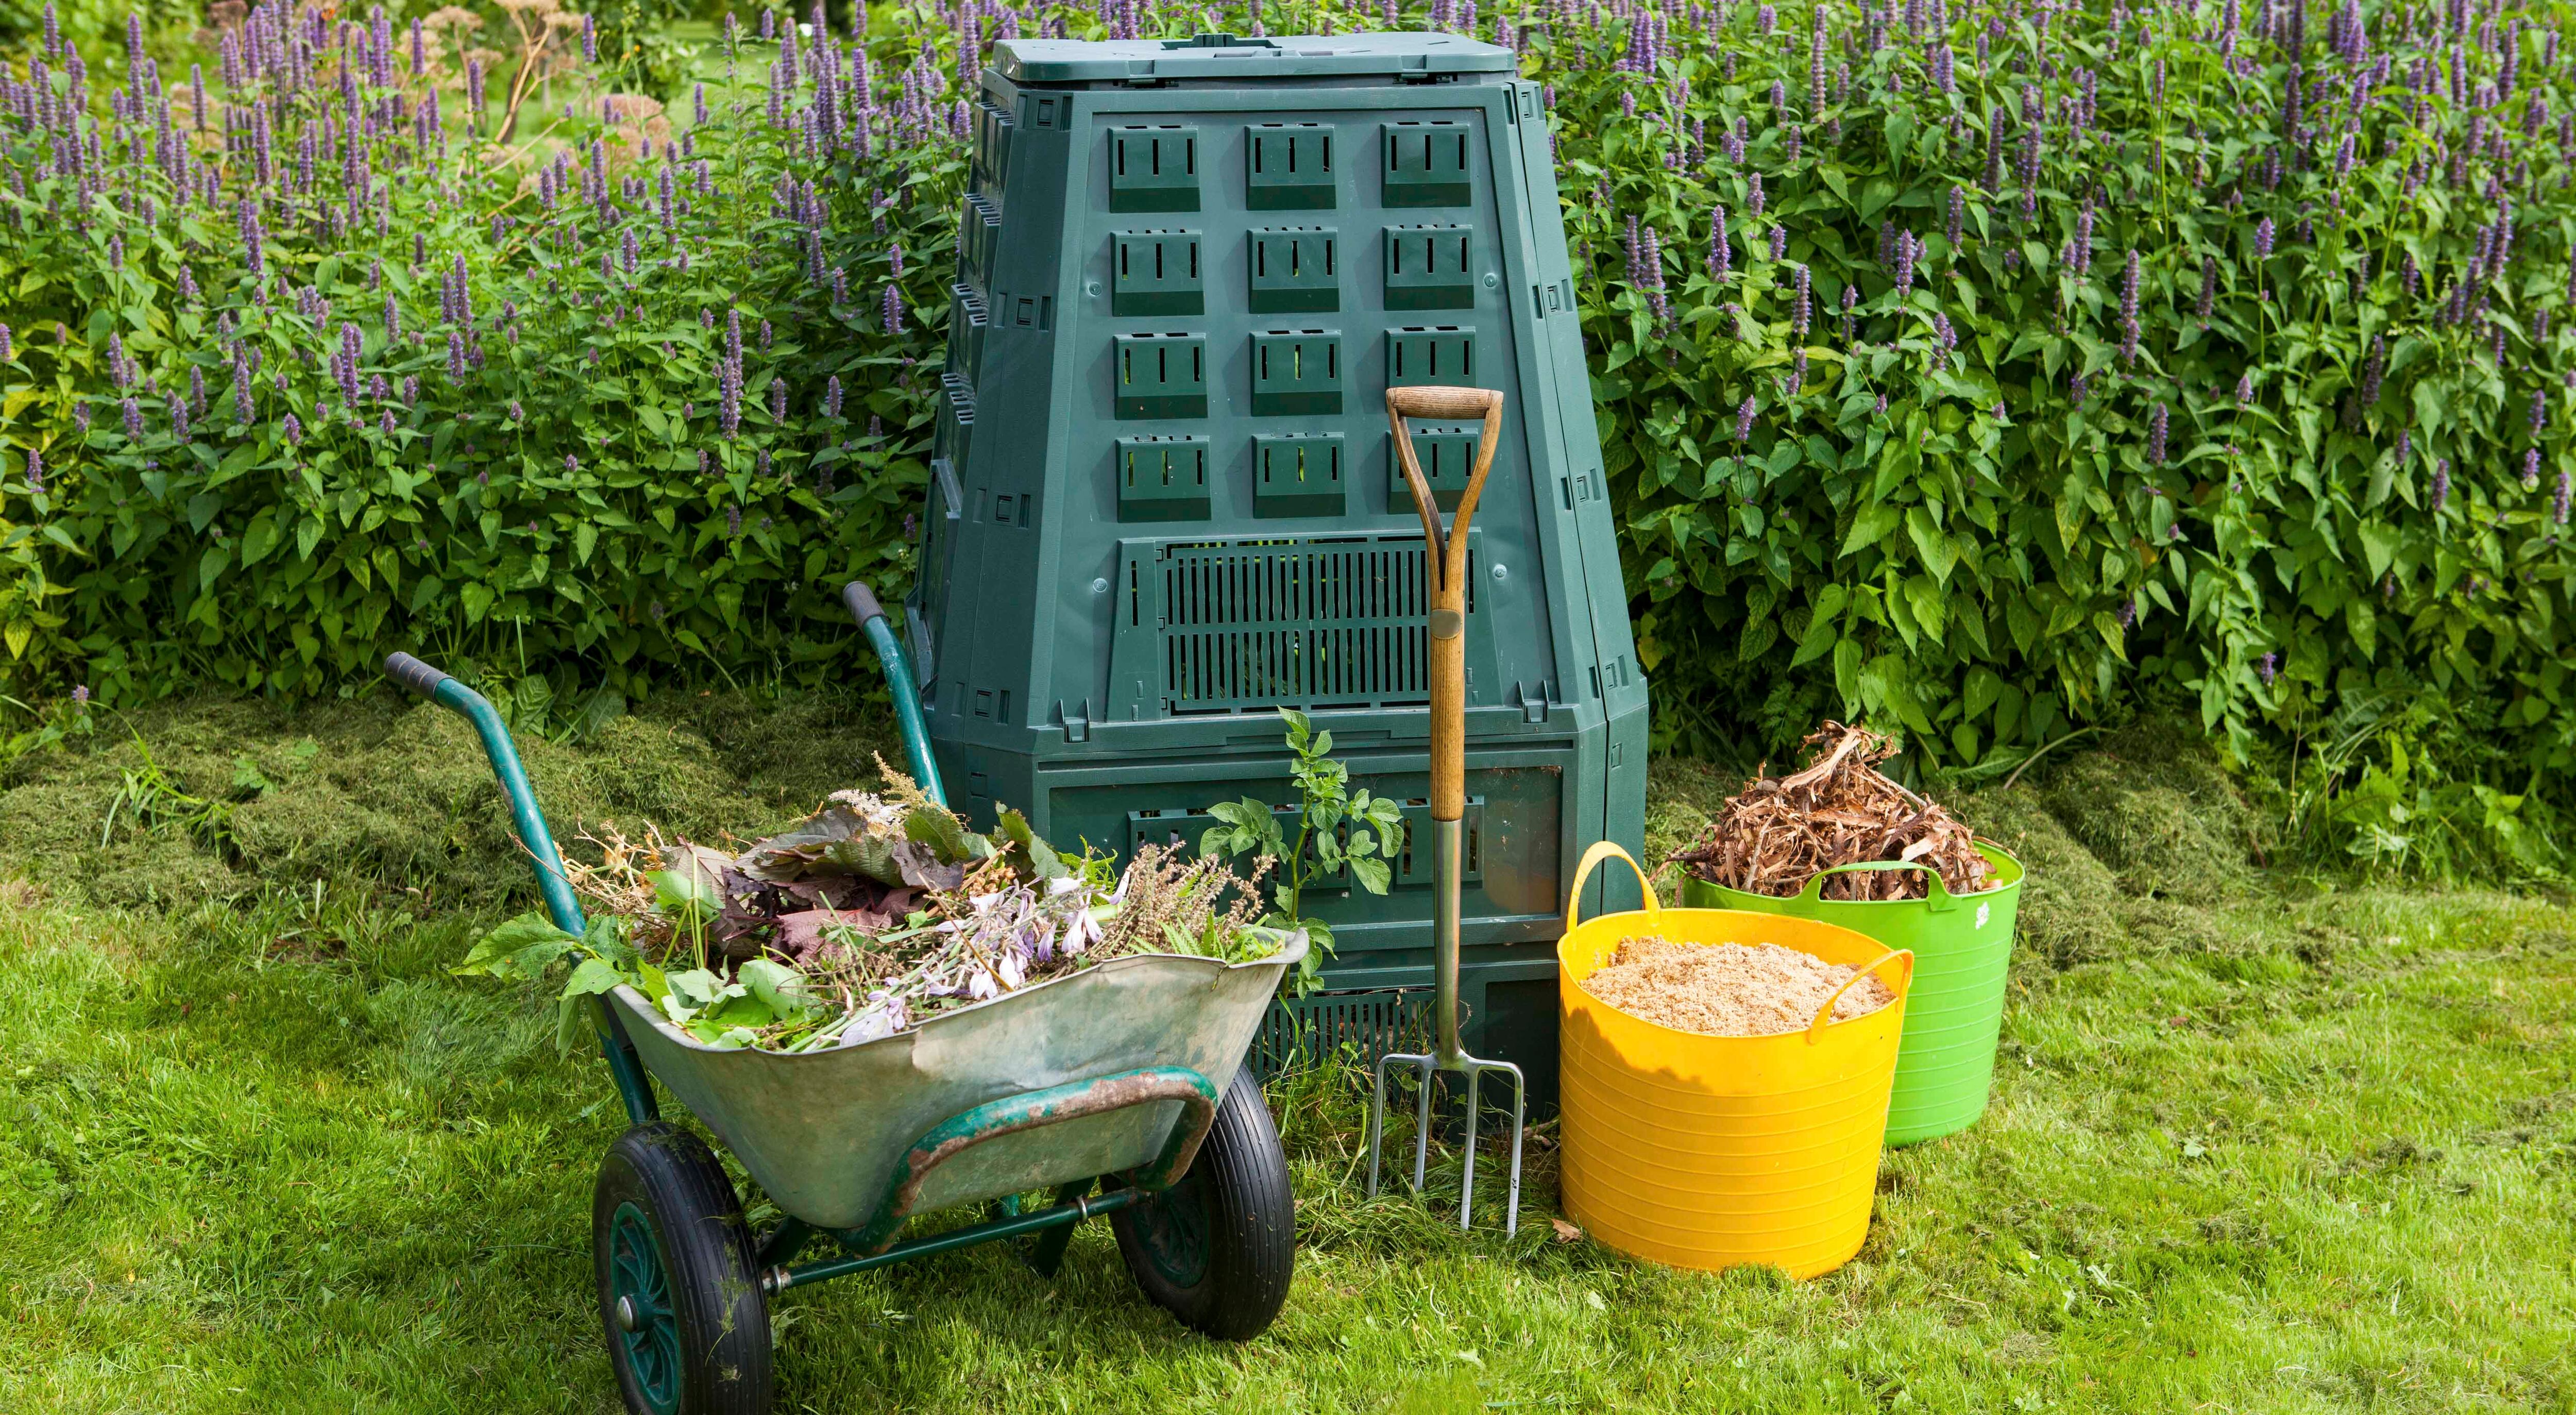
[1256,989,1434,1076]
[1107,534,1485,717]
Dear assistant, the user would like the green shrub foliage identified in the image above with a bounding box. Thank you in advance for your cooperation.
[3,0,2574,786]
[2,3,953,702]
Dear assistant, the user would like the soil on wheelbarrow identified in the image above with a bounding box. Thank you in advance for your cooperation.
[1670,721,1997,901]
[1582,937,1894,1036]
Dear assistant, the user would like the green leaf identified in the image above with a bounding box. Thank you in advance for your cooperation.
[455,911,580,978]
[1841,503,1901,557]
[2358,521,2399,581]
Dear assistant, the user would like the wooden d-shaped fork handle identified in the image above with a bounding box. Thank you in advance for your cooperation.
[1386,384,1503,823]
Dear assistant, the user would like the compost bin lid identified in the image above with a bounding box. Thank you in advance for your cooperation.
[992,31,1515,84]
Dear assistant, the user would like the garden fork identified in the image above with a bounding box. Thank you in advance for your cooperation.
[1365,384,1524,1239]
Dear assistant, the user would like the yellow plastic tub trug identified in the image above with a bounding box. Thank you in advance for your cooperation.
[1557,843,1912,1278]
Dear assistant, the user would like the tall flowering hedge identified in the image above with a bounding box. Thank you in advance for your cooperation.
[1,1,965,705]
[4,0,2575,807]
[1550,0,2576,786]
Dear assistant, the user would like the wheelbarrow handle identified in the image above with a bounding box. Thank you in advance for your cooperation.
[379,651,662,1127]
[841,581,947,809]
[384,650,453,701]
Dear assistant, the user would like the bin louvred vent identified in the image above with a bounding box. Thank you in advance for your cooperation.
[1110,533,1487,718]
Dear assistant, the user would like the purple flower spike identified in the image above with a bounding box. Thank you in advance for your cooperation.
[2147,403,2169,465]
[2257,651,2278,687]
[283,413,303,445]
[2431,459,2451,513]
[1734,396,1756,442]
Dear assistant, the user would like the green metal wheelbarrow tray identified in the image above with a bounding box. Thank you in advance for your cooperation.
[381,585,1300,1415]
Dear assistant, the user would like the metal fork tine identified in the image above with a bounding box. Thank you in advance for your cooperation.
[1459,1064,1481,1228]
[1364,1052,1393,1199]
[1408,1056,1434,1193]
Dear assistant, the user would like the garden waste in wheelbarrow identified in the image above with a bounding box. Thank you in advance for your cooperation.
[385,617,1300,1415]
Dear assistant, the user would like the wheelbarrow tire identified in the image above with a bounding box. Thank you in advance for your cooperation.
[592,1123,773,1415]
[1111,1064,1294,1341]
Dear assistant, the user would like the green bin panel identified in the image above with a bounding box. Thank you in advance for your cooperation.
[1248,227,1340,313]
[1115,435,1211,521]
[1384,224,1477,310]
[1387,325,1476,386]
[1247,122,1337,209]
[1249,330,1343,416]
[1111,231,1205,316]
[1383,120,1473,207]
[1252,432,1346,518]
[1112,332,1208,419]
[1108,125,1201,212]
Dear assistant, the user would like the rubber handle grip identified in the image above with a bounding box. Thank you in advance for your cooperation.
[842,580,886,626]
[383,652,453,701]
[1385,385,1501,421]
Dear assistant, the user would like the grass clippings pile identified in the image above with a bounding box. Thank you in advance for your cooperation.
[1674,722,1996,901]
[1582,937,1894,1036]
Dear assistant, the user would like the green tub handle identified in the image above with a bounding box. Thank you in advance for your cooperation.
[1796,858,1960,911]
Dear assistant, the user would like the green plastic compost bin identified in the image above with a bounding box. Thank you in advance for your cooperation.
[1680,845,2022,1146]
[905,32,1653,1101]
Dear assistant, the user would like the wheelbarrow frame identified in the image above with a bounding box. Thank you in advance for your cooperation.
[385,582,1295,1410]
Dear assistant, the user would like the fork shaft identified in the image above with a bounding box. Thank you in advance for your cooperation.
[1431,818,1464,1065]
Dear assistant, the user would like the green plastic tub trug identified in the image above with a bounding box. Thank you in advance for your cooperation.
[1680,845,2022,1146]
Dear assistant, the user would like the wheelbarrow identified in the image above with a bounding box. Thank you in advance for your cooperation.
[383,582,1298,1414]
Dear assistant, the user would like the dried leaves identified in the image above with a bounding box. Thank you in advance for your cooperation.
[1671,722,1996,901]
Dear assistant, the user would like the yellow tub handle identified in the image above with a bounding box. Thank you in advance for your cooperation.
[1563,840,1662,936]
[1805,948,1914,1045]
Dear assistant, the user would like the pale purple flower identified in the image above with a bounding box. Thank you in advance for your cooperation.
[2257,651,2277,686]
[1735,396,1756,441]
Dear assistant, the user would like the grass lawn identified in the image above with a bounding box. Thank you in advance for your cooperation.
[0,699,2569,1412]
